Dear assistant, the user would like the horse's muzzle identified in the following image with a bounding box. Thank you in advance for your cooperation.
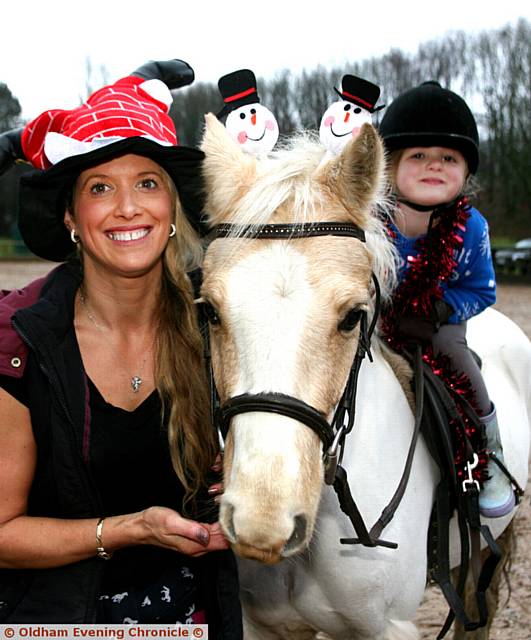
[222,501,309,563]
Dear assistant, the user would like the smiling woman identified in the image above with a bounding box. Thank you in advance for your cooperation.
[0,60,242,634]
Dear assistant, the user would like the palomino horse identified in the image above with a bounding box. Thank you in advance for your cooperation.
[198,113,531,640]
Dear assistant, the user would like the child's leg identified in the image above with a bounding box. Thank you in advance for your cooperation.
[431,322,515,517]
[431,322,491,415]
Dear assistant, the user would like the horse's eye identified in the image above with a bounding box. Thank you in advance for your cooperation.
[204,302,221,326]
[338,308,363,332]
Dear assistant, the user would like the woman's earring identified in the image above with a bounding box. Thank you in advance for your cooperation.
[169,224,176,238]
[70,229,80,244]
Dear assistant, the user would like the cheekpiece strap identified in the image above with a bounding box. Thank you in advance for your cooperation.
[214,222,366,242]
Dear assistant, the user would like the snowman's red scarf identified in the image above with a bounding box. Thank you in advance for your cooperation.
[381,196,488,483]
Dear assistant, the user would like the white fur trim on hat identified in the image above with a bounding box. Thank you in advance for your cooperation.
[44,131,172,166]
[138,79,173,108]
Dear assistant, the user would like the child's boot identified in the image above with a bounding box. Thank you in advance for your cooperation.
[479,406,515,518]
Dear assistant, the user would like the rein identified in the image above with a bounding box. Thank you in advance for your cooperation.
[202,220,423,550]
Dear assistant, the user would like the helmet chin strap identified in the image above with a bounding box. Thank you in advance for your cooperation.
[397,198,438,212]
[396,196,464,238]
[397,196,461,213]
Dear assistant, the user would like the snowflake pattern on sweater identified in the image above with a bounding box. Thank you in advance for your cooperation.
[391,206,496,323]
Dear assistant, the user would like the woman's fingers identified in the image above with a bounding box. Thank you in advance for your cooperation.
[211,453,223,473]
[141,507,230,556]
[164,521,230,556]
[207,482,223,496]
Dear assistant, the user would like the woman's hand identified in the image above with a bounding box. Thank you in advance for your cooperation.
[207,452,224,502]
[138,506,230,557]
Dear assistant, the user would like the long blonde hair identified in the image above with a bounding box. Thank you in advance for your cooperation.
[157,176,217,507]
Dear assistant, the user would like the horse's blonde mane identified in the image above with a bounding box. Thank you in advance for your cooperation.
[365,204,399,303]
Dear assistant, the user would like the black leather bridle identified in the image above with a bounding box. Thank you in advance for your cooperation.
[201,221,418,549]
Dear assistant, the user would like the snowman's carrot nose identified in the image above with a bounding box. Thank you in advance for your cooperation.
[251,113,257,125]
[344,111,350,123]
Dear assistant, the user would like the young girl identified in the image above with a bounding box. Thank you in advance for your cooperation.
[379,81,514,518]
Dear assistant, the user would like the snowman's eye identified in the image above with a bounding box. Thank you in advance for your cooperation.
[239,113,246,120]
[354,107,362,114]
[344,104,351,111]
[251,108,256,114]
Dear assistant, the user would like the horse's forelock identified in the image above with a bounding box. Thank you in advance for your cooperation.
[227,134,327,230]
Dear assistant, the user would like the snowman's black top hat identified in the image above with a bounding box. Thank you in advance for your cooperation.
[334,74,384,113]
[217,69,260,119]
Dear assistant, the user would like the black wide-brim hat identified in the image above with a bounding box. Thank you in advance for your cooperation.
[18,137,206,262]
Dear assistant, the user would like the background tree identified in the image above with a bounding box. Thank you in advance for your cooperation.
[261,70,298,135]
[82,56,110,104]
[0,84,24,242]
[0,164,31,241]
[472,19,531,235]
[0,83,21,132]
[170,82,220,146]
[294,67,334,130]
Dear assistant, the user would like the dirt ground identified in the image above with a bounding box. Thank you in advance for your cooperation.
[0,259,61,290]
[1,261,530,638]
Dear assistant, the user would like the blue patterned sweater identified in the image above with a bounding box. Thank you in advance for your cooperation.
[390,206,496,324]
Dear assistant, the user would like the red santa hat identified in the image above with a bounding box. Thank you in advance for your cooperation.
[22,75,177,169]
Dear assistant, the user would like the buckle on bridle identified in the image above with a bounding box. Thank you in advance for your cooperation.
[462,453,480,493]
[323,425,345,485]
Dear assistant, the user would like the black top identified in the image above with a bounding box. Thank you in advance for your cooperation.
[86,378,183,515]
[0,370,27,404]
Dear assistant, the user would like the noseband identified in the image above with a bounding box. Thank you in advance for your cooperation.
[201,221,400,549]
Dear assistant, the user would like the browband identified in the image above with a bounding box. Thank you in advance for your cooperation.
[214,221,366,242]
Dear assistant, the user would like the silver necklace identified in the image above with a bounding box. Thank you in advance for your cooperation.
[79,291,151,393]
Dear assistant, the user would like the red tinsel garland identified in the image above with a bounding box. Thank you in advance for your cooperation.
[381,197,488,483]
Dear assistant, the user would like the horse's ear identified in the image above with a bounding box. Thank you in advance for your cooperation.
[321,124,386,220]
[200,113,257,222]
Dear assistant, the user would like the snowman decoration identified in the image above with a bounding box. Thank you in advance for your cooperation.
[217,69,279,157]
[319,74,384,156]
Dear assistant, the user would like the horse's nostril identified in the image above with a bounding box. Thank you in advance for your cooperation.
[283,514,307,556]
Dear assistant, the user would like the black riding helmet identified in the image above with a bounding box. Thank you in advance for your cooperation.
[379,81,479,174]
